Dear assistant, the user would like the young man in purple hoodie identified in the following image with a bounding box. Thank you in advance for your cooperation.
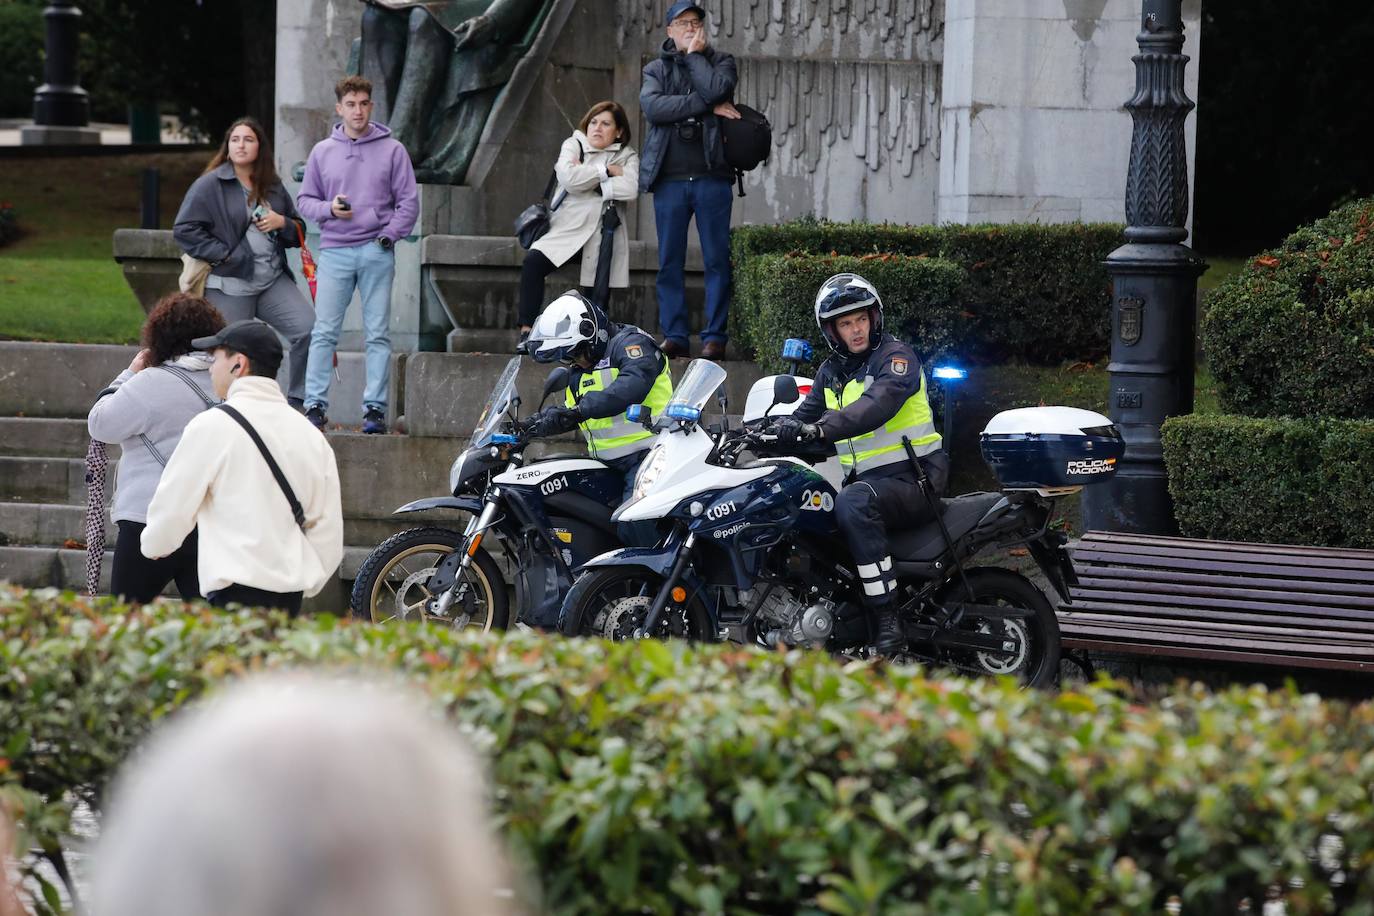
[297,75,419,434]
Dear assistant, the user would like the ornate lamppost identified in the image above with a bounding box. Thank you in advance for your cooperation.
[23,0,98,145]
[1082,0,1207,534]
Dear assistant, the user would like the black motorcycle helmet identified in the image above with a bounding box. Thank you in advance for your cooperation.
[526,290,611,365]
[814,273,884,354]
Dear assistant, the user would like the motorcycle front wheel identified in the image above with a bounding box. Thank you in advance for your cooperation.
[560,567,713,642]
[349,526,509,631]
[931,567,1061,688]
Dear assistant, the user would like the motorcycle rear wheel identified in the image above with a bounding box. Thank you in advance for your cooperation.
[931,567,1061,688]
[560,567,713,642]
[349,526,509,631]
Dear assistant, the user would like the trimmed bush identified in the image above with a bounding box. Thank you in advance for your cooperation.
[1162,413,1374,547]
[5,588,1374,914]
[1201,197,1374,419]
[740,253,967,374]
[730,219,1122,365]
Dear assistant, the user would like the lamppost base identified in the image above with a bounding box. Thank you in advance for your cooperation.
[20,124,101,146]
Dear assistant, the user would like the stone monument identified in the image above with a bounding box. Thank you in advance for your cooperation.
[358,0,554,184]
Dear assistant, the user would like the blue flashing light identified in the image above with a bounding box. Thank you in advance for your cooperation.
[664,403,702,422]
[492,433,519,444]
[932,366,968,381]
[781,338,814,362]
[626,404,647,423]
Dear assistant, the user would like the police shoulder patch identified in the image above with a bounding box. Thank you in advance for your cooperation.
[626,343,644,359]
[891,357,908,376]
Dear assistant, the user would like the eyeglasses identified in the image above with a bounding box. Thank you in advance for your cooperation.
[670,16,703,28]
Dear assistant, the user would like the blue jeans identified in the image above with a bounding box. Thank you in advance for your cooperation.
[305,242,394,413]
[653,176,733,347]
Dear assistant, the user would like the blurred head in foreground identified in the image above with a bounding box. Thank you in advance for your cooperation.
[94,674,512,916]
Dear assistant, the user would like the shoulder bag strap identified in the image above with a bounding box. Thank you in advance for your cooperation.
[139,434,168,467]
[214,403,306,530]
[548,141,586,213]
[156,364,218,409]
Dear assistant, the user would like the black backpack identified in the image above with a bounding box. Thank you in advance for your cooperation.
[719,103,771,197]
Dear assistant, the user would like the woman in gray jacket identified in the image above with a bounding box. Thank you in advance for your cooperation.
[88,294,224,603]
[174,117,315,407]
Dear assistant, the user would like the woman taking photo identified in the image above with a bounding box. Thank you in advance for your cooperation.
[88,294,224,604]
[517,100,640,346]
[174,116,315,407]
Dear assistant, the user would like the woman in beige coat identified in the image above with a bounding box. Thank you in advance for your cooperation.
[517,101,640,345]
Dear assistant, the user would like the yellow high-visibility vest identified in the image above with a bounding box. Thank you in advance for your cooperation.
[567,358,674,459]
[823,370,941,473]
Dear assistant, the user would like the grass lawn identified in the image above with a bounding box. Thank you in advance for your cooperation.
[0,150,207,343]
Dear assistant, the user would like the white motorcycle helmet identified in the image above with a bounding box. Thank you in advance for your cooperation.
[814,273,883,353]
[527,290,610,364]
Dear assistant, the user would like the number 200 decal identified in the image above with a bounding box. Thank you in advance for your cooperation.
[800,489,834,512]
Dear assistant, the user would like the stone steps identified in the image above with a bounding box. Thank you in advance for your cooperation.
[0,340,770,609]
[0,418,112,459]
[0,543,372,614]
[0,500,431,553]
[0,456,103,504]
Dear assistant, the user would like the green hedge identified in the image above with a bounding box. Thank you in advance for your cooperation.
[730,219,1123,365]
[740,253,967,374]
[1162,413,1374,548]
[1201,197,1374,419]
[5,588,1374,914]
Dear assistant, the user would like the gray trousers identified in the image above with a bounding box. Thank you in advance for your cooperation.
[206,274,315,404]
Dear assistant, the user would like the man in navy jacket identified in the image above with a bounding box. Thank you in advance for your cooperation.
[639,1,739,362]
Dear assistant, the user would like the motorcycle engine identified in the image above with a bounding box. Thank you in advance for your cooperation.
[749,586,835,648]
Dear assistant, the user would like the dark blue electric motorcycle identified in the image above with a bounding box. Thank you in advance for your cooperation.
[559,362,1122,686]
[350,357,626,630]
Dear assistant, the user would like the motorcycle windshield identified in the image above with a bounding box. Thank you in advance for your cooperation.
[662,359,727,422]
[470,357,521,448]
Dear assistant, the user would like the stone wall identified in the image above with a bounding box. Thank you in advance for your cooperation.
[938,0,1202,235]
[275,0,1201,238]
[613,0,945,240]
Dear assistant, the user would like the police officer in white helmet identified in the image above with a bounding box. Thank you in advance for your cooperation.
[524,291,675,522]
[774,274,948,655]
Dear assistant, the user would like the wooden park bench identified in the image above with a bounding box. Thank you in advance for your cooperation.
[1058,531,1374,674]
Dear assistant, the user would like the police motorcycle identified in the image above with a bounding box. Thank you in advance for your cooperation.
[349,356,630,629]
[559,358,1125,686]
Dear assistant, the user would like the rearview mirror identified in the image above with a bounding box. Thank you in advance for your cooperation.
[772,374,799,406]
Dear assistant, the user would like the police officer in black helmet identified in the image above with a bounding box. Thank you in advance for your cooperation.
[775,274,949,655]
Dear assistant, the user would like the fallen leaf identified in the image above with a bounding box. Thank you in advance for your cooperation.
[63,539,85,550]
[1009,547,1029,557]
[1253,255,1279,268]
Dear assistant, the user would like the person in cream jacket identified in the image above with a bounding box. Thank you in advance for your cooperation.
[141,320,344,615]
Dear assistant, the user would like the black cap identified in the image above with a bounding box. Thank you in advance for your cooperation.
[192,319,284,374]
[665,0,704,26]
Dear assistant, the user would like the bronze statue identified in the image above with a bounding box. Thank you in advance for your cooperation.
[360,0,550,184]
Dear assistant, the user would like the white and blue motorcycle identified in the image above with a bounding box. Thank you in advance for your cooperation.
[559,357,1123,686]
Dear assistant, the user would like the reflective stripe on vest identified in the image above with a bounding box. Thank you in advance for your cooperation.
[567,358,674,460]
[823,370,941,472]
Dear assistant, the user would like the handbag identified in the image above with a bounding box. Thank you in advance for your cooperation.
[294,221,318,301]
[720,103,773,198]
[179,205,261,296]
[513,141,583,249]
[178,253,212,296]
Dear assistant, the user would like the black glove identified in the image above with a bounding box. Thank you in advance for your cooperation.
[529,406,581,438]
[774,416,821,444]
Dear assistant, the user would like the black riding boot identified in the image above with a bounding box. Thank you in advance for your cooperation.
[872,604,904,656]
